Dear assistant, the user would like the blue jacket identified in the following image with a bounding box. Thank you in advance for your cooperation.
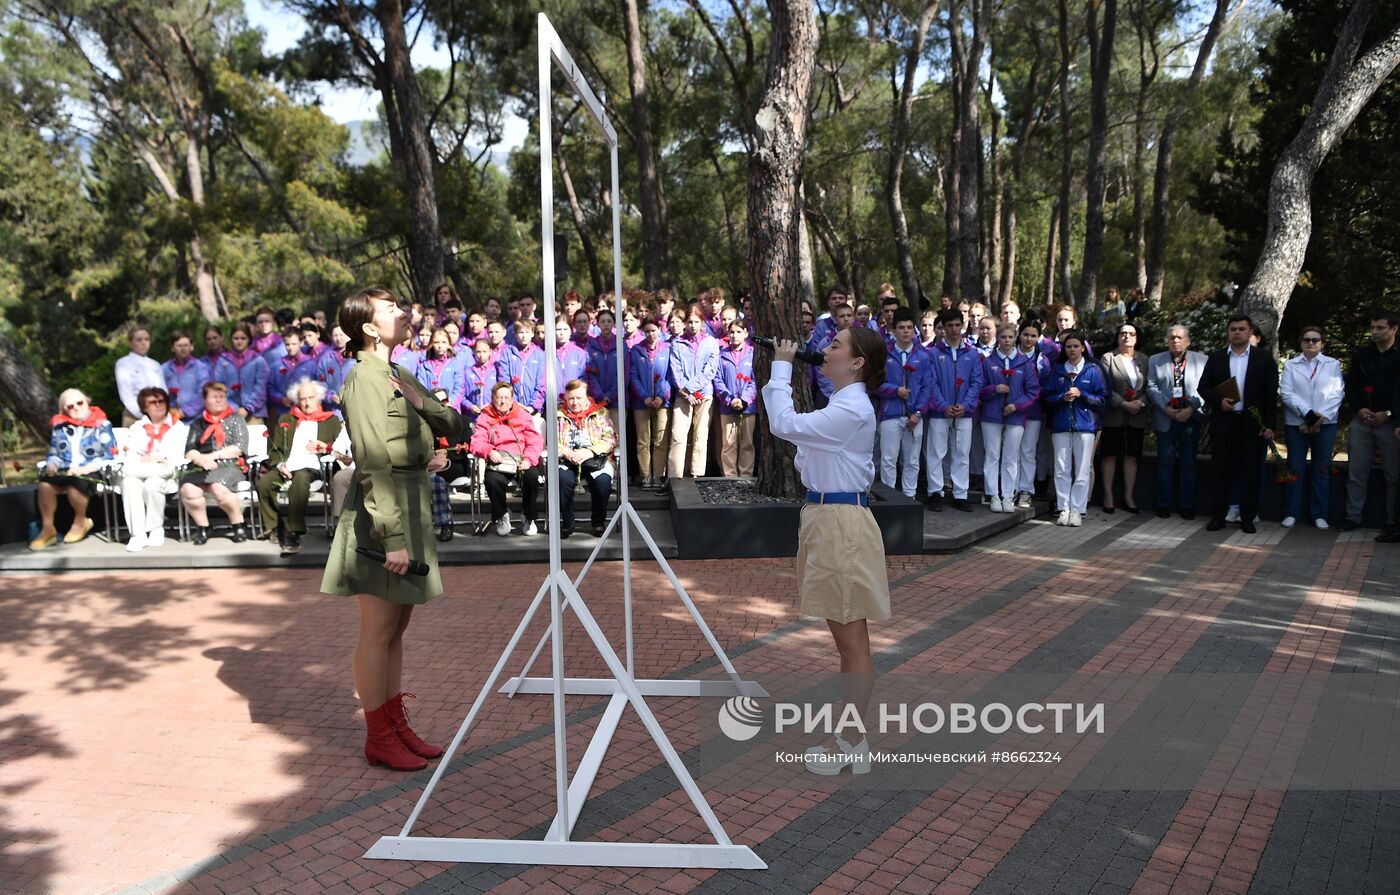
[162,357,211,420]
[267,353,315,413]
[629,340,673,406]
[556,341,589,393]
[212,351,269,419]
[496,343,548,413]
[807,328,838,400]
[978,351,1042,426]
[414,354,467,410]
[46,412,118,470]
[586,337,620,407]
[924,342,985,417]
[1020,349,1054,423]
[877,343,933,422]
[316,351,350,413]
[1044,360,1108,434]
[461,359,496,420]
[714,344,757,416]
[669,334,720,399]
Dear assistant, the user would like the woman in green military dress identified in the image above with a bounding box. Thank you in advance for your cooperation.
[322,287,465,771]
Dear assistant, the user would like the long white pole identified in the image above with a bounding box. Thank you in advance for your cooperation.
[610,141,636,677]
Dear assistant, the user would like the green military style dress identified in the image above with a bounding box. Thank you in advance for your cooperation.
[320,352,464,604]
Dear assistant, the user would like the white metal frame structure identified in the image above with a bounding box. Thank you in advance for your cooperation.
[364,14,765,871]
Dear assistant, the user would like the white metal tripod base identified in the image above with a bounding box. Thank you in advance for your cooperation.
[501,677,767,697]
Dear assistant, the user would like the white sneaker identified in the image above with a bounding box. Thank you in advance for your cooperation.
[523,520,538,536]
[990,497,1003,513]
[803,735,871,776]
[1315,518,1329,530]
[1281,516,1296,528]
[124,534,148,553]
[146,529,165,548]
[1015,493,1032,509]
[1056,510,1070,526]
[1225,507,1241,523]
[1068,511,1082,527]
[1253,514,1261,525]
[494,513,512,537]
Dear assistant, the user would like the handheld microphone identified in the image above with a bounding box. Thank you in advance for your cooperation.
[756,336,826,366]
[356,547,431,577]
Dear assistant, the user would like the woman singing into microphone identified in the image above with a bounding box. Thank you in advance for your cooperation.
[321,287,464,771]
[762,327,890,775]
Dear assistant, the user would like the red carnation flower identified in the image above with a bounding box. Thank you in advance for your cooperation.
[12,461,20,472]
[1002,368,1015,378]
[511,377,520,385]
[955,378,965,387]
[1365,385,1375,394]
[904,364,916,373]
[1124,388,1136,400]
[280,422,291,429]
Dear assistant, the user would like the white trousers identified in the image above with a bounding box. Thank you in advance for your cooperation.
[1017,419,1042,495]
[925,416,973,498]
[981,421,1025,501]
[122,465,173,536]
[878,417,924,497]
[1052,432,1095,514]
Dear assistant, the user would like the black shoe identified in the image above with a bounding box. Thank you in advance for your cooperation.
[254,528,276,541]
[281,531,302,555]
[191,526,210,545]
[231,524,248,543]
[952,498,973,513]
[926,493,944,512]
[1103,505,1116,515]
[1180,509,1196,520]
[592,522,606,536]
[1336,519,1360,532]
[1124,504,1140,515]
[1206,517,1225,532]
[1156,507,1171,519]
[559,526,575,539]
[1241,521,1257,534]
[437,525,454,542]
[1376,529,1400,544]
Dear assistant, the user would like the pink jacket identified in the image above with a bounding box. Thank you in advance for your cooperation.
[469,402,543,466]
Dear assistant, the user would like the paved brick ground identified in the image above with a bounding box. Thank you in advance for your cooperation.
[1,516,1395,895]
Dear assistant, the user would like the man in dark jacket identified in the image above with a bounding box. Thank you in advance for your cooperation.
[1195,315,1277,534]
[1340,312,1399,535]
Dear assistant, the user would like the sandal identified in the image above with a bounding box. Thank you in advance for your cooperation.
[63,518,95,544]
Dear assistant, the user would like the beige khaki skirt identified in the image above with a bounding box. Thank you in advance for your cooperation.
[795,503,891,624]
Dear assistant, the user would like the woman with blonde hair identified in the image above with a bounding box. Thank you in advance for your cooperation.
[30,388,118,550]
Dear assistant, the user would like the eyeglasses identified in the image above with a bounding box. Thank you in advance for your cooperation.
[1302,337,1322,343]
[64,399,87,410]
[146,398,168,405]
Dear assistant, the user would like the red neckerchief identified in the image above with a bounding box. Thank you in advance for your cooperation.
[198,407,235,448]
[142,419,172,452]
[563,399,605,425]
[50,406,109,429]
[290,406,335,423]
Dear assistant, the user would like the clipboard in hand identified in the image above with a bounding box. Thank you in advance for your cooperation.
[1213,377,1241,404]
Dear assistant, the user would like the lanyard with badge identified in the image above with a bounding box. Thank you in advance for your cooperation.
[1171,355,1186,404]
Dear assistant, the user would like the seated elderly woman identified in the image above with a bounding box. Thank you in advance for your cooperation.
[557,379,617,538]
[30,388,118,550]
[254,378,342,556]
[121,387,188,552]
[469,381,543,536]
[179,381,251,544]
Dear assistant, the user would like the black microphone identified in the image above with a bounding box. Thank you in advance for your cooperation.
[756,336,825,366]
[356,547,431,577]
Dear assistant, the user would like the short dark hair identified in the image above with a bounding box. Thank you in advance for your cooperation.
[881,295,901,308]
[282,325,303,339]
[937,309,963,327]
[299,321,323,337]
[1227,314,1254,328]
[1059,329,1087,350]
[891,307,916,326]
[1370,311,1400,329]
[137,387,169,410]
[443,297,463,311]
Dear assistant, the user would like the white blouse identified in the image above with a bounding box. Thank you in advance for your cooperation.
[1280,353,1344,426]
[760,360,876,494]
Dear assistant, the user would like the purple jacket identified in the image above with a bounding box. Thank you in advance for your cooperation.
[924,341,985,417]
[212,350,269,419]
[586,337,620,407]
[556,341,589,392]
[669,334,720,399]
[415,354,467,410]
[629,340,673,406]
[162,357,211,419]
[877,343,933,422]
[267,353,315,412]
[714,344,757,416]
[461,360,496,420]
[496,343,548,413]
[978,350,1042,426]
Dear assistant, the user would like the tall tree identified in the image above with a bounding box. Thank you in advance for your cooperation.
[1056,0,1077,305]
[621,0,674,288]
[1078,0,1118,314]
[886,2,942,307]
[1144,0,1233,303]
[1239,0,1400,348]
[749,0,818,498]
[957,0,991,302]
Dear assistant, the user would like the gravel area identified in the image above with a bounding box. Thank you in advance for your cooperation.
[695,478,794,505]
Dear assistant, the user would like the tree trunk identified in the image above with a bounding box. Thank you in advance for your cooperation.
[943,6,964,300]
[555,137,605,296]
[797,182,816,310]
[986,65,1003,304]
[0,329,57,442]
[707,145,744,290]
[1078,0,1117,316]
[1056,0,1075,306]
[622,0,673,289]
[957,0,988,302]
[750,0,818,499]
[998,198,1017,307]
[1131,88,1148,293]
[887,2,941,307]
[376,0,444,305]
[1146,0,1232,304]
[1240,0,1400,350]
[1044,198,1060,307]
[806,192,854,292]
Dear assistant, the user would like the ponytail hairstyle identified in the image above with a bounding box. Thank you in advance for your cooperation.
[846,326,888,395]
[338,286,398,359]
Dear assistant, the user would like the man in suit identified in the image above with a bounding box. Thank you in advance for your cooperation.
[1146,324,1207,519]
[1195,315,1277,534]
[255,379,342,555]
